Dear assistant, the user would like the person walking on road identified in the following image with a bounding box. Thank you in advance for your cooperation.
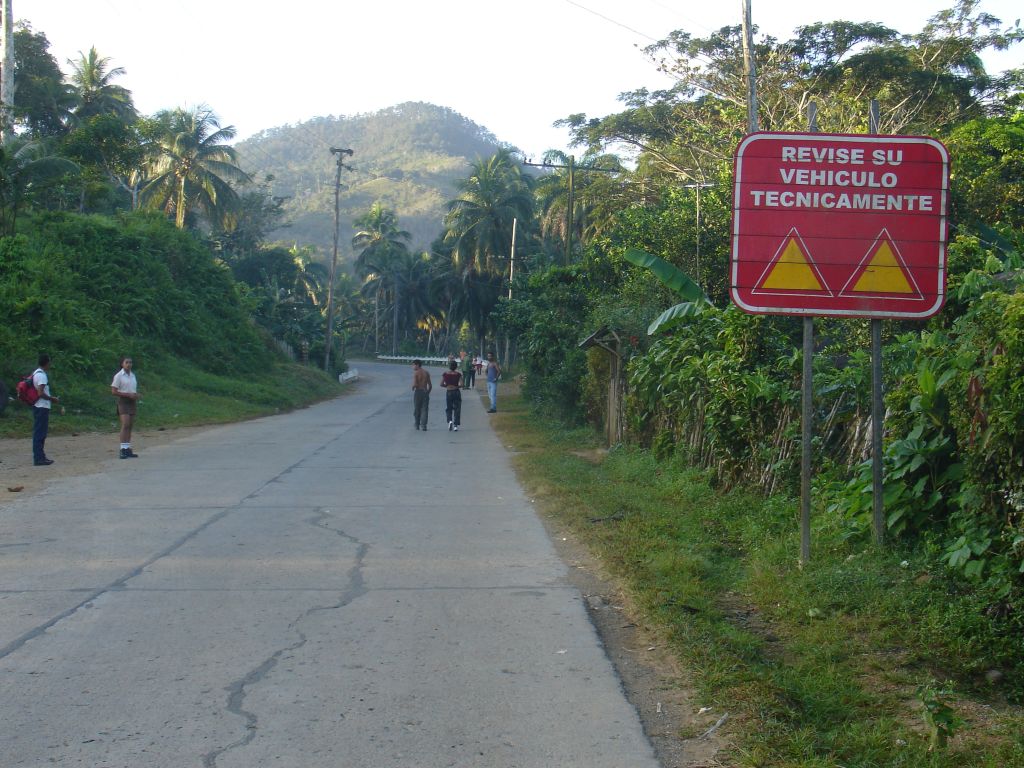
[485,352,501,413]
[31,354,61,466]
[461,350,475,389]
[111,356,140,459]
[441,360,463,431]
[412,359,432,430]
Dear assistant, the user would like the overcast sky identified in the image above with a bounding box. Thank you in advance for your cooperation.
[17,0,1023,166]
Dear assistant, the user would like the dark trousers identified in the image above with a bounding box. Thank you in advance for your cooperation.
[445,389,462,426]
[414,389,429,428]
[32,406,49,462]
[463,369,475,388]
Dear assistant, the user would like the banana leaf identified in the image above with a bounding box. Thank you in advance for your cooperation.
[623,247,710,303]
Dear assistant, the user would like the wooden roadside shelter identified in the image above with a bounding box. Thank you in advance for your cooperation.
[578,326,625,446]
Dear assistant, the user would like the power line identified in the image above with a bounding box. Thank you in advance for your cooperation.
[562,0,660,42]
[561,0,721,77]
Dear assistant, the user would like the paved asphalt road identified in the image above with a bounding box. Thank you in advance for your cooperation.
[0,362,660,768]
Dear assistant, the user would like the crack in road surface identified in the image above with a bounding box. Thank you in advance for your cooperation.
[201,508,369,768]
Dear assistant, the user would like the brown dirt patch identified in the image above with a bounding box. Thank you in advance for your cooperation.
[0,425,210,503]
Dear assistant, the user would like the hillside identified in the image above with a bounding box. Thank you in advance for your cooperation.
[234,102,514,263]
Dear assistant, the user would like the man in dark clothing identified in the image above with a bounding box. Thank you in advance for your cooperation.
[31,354,61,466]
[411,360,432,430]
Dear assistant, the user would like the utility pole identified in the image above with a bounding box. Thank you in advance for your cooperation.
[566,155,574,265]
[323,147,353,372]
[523,156,618,265]
[682,181,716,291]
[504,217,517,367]
[1,0,14,143]
[741,0,758,133]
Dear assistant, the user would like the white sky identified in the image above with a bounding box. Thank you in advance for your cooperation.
[16,0,1024,161]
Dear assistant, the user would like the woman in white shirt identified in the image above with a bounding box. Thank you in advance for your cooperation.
[111,356,140,459]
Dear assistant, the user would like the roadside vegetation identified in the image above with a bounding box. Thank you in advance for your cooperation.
[494,393,1024,767]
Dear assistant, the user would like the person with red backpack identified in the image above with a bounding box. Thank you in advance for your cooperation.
[31,354,60,466]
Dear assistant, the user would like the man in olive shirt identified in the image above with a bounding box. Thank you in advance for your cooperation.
[411,360,432,430]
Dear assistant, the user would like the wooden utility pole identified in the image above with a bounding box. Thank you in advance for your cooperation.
[324,147,353,372]
[741,0,758,134]
[1,0,14,142]
[523,156,617,265]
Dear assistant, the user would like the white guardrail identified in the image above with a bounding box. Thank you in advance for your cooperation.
[375,355,450,365]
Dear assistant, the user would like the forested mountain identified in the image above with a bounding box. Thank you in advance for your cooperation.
[234,102,514,262]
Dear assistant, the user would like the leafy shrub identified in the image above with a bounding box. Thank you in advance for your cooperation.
[1,211,276,401]
[627,306,802,493]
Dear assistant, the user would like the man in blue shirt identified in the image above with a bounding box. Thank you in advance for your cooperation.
[485,353,501,413]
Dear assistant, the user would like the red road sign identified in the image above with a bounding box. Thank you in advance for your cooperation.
[731,132,949,319]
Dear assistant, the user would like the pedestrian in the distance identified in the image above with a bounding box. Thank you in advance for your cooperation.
[485,352,501,413]
[31,353,61,466]
[442,359,463,431]
[461,350,475,389]
[412,359,432,431]
[111,355,140,459]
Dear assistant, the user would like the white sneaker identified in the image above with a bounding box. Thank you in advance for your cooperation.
[448,421,453,431]
[453,425,459,431]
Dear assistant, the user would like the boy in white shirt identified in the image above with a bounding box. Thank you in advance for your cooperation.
[111,356,140,459]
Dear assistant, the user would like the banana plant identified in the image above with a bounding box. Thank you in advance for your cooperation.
[622,247,713,335]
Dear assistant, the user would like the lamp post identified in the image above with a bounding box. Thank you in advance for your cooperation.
[324,147,353,372]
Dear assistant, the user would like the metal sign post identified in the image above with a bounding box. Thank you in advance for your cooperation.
[869,100,886,546]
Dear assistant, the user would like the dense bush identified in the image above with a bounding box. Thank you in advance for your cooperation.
[516,266,594,421]
[0,211,275,390]
[838,288,1024,606]
[627,307,803,493]
[621,254,1024,612]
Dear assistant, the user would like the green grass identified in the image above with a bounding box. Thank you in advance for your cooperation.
[492,391,1024,768]
[0,356,345,438]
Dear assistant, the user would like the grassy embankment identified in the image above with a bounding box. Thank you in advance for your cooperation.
[491,391,1024,768]
[0,357,344,439]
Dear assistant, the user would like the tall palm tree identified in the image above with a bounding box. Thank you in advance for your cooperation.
[352,203,411,274]
[444,148,534,275]
[67,48,136,123]
[534,150,625,256]
[443,149,532,351]
[352,203,413,354]
[141,105,251,229]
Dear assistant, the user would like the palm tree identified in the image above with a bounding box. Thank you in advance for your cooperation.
[0,139,78,235]
[294,250,331,308]
[444,149,533,275]
[67,48,136,122]
[141,105,251,229]
[352,203,411,273]
[352,203,413,354]
[534,150,624,257]
[443,150,532,351]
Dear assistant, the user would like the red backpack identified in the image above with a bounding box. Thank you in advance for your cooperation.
[16,372,40,406]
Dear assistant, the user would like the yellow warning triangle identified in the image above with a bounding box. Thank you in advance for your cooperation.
[760,237,823,291]
[851,242,914,294]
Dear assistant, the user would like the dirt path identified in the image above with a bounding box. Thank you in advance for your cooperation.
[0,424,210,504]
